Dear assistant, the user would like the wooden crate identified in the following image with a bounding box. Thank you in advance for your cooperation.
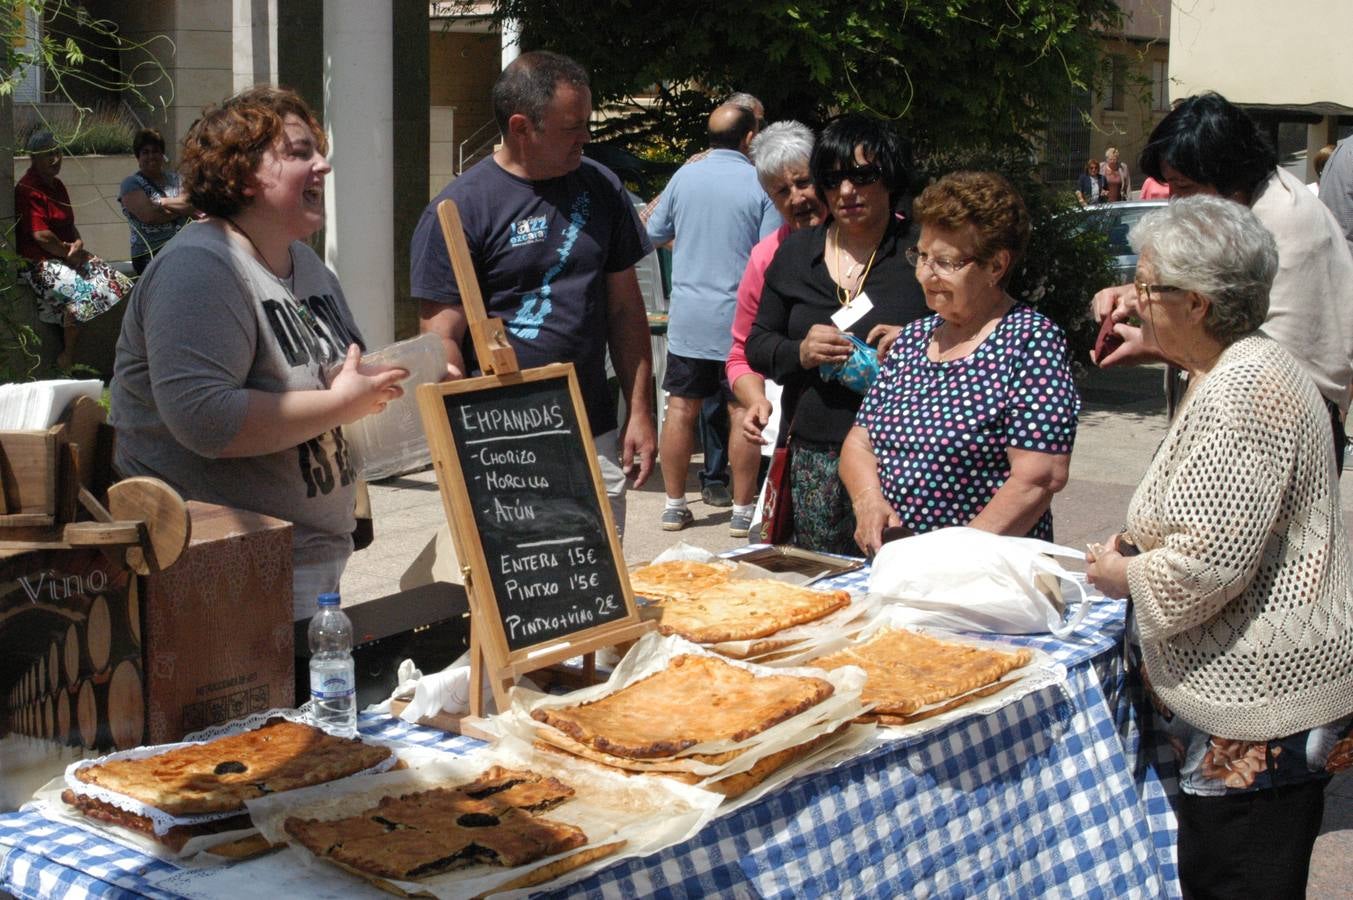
[140,502,294,743]
[0,427,65,526]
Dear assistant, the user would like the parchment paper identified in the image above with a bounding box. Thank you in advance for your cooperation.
[55,709,404,845]
[62,735,400,837]
[635,542,879,663]
[490,631,868,786]
[812,606,1069,744]
[243,734,722,900]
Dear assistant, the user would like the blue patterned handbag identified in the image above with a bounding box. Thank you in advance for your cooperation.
[819,332,880,394]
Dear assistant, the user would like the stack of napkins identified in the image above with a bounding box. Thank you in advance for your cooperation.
[0,380,102,430]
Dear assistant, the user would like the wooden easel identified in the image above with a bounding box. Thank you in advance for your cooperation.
[417,199,653,740]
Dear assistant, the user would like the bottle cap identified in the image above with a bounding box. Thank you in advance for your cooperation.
[317,592,341,607]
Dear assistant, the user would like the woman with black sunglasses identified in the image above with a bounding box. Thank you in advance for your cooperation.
[745,114,928,554]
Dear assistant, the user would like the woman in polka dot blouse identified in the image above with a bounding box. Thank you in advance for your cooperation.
[840,172,1080,555]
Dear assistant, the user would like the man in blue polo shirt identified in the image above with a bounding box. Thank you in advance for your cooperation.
[646,104,780,535]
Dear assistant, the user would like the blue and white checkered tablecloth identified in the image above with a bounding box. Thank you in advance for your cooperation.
[0,579,1182,899]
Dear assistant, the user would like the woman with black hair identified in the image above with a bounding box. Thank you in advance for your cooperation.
[745,114,928,553]
[1093,92,1353,467]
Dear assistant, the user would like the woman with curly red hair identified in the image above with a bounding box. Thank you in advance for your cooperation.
[110,86,406,619]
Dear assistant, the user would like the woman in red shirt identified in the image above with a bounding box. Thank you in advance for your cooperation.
[15,131,131,369]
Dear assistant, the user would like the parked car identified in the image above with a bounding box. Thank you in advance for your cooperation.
[1069,200,1168,282]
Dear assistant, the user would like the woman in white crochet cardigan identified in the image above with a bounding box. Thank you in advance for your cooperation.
[1087,196,1353,900]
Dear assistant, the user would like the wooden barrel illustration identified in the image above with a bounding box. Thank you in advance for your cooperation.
[107,660,144,750]
[87,595,112,674]
[35,656,46,703]
[128,585,141,650]
[73,660,144,751]
[64,623,79,687]
[56,689,72,746]
[48,642,59,694]
[42,694,53,741]
[76,680,97,749]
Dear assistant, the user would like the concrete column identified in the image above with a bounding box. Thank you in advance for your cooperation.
[391,0,430,340]
[233,0,279,91]
[323,0,395,348]
[501,18,521,67]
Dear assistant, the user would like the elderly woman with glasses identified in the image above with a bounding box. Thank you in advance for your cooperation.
[1093,93,1353,470]
[745,114,928,554]
[840,171,1079,555]
[1086,196,1353,899]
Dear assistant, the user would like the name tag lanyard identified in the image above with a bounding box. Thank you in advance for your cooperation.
[831,225,878,331]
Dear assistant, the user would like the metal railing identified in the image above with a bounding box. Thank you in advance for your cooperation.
[457,119,498,174]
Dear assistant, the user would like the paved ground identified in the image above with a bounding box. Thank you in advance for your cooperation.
[346,362,1353,896]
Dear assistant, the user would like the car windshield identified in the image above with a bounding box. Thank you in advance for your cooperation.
[1084,205,1161,255]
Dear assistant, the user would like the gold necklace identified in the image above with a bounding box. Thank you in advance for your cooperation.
[831,223,880,307]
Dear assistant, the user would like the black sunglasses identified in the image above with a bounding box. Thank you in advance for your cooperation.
[820,163,883,190]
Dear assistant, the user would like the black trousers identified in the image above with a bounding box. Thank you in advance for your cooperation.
[1175,778,1327,900]
[1327,397,1346,472]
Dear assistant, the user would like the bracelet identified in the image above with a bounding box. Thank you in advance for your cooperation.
[850,485,883,506]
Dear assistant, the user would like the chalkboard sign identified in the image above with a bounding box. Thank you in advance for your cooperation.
[418,364,640,658]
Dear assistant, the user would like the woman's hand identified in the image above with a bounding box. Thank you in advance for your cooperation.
[798,323,852,368]
[866,323,902,360]
[65,239,92,267]
[160,194,196,218]
[1085,533,1133,598]
[1089,283,1160,368]
[852,488,900,557]
[740,396,773,444]
[328,344,409,423]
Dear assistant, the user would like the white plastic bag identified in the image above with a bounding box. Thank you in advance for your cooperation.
[867,527,1090,637]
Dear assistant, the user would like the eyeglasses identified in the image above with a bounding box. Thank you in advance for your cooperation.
[1134,281,1183,303]
[820,163,882,190]
[906,247,977,276]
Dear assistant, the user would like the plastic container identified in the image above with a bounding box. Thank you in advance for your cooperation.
[308,592,356,737]
[333,332,447,481]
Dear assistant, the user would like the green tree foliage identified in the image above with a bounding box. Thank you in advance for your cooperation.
[472,0,1121,368]
[3,1,171,117]
[480,0,1120,157]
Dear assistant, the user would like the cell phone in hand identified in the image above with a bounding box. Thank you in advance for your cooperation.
[1094,314,1123,362]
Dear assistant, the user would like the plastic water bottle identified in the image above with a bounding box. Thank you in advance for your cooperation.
[308,592,356,737]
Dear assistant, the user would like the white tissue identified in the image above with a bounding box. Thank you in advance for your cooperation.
[389,651,539,722]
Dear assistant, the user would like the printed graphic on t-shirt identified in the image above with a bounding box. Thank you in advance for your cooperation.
[298,427,355,498]
[261,292,358,368]
[509,192,590,340]
[258,289,360,499]
[509,215,549,247]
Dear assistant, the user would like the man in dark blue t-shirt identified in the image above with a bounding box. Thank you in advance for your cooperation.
[410,51,656,531]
